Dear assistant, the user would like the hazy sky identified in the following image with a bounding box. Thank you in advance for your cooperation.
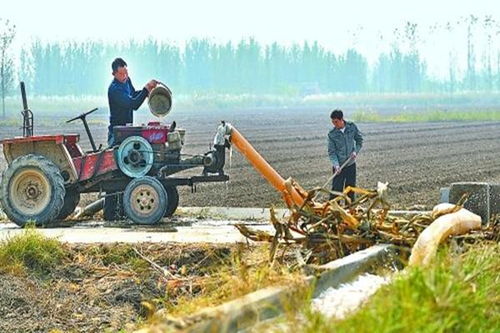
[2,0,500,77]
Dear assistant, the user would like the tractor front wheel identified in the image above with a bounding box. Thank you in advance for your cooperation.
[0,154,65,227]
[123,176,167,224]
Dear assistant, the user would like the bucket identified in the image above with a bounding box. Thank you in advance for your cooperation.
[148,82,172,117]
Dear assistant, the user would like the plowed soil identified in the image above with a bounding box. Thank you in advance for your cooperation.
[1,107,499,210]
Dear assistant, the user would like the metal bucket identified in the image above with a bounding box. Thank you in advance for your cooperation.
[148,83,172,117]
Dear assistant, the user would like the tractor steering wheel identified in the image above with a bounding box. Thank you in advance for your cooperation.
[65,107,100,152]
[66,108,99,123]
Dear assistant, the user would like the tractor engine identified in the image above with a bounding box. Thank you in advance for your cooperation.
[113,121,225,179]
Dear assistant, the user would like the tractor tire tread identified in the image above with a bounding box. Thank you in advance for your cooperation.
[164,186,179,217]
[57,190,80,220]
[0,154,65,227]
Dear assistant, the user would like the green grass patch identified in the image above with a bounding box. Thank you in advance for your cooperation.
[298,242,499,333]
[2,92,500,117]
[352,109,500,123]
[0,227,65,276]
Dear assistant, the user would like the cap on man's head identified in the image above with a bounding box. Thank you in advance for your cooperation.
[330,109,343,120]
[111,58,127,73]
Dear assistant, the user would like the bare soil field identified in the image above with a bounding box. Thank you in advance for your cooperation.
[1,107,500,210]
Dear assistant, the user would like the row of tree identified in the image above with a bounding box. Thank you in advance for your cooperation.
[1,16,499,113]
[14,37,499,97]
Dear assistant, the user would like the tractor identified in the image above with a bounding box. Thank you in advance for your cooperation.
[0,82,229,227]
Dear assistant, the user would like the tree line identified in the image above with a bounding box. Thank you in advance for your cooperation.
[15,37,499,97]
[1,16,500,104]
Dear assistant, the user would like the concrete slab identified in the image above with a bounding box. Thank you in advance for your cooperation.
[0,207,431,244]
[313,245,399,296]
[0,220,274,244]
[439,187,450,203]
[449,182,490,223]
[177,207,429,221]
[490,183,500,216]
[139,245,397,333]
[177,206,287,221]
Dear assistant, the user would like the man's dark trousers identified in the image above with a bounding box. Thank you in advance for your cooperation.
[330,163,356,201]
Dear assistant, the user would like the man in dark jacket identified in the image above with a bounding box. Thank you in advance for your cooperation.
[107,57,158,146]
[327,109,363,201]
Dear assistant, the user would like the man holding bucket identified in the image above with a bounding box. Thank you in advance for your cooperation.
[107,57,158,146]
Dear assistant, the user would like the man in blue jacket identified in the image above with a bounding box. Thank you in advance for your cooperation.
[107,57,158,146]
[327,109,363,201]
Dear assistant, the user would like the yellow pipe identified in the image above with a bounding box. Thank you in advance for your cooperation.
[229,127,305,207]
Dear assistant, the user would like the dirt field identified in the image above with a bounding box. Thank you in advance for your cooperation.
[1,107,500,210]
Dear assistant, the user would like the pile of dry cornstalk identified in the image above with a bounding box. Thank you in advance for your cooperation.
[236,182,498,264]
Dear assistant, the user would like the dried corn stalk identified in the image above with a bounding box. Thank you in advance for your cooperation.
[236,182,495,264]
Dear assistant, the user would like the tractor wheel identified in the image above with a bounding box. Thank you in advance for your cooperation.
[163,185,179,217]
[56,190,81,220]
[0,154,65,227]
[123,176,167,224]
[103,193,125,221]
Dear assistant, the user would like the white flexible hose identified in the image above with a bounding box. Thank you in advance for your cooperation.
[409,204,481,266]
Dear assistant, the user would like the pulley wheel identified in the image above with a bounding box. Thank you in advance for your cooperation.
[116,136,154,178]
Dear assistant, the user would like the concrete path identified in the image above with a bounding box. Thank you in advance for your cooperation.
[0,206,427,244]
[0,221,273,244]
[0,207,278,244]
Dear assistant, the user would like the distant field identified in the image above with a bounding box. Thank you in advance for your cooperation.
[1,104,499,210]
[2,91,500,115]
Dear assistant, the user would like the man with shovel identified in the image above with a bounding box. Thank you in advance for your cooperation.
[327,109,363,201]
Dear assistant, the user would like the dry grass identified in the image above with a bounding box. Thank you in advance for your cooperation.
[161,243,304,317]
[0,233,300,332]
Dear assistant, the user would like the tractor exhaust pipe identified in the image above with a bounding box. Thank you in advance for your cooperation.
[20,81,33,137]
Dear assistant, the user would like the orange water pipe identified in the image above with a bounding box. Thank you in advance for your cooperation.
[229,126,305,208]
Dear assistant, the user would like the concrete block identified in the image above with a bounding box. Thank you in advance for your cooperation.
[449,182,490,224]
[143,245,397,333]
[490,183,500,216]
[312,245,399,296]
[439,187,450,203]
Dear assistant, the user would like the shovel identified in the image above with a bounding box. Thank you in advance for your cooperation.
[313,155,355,200]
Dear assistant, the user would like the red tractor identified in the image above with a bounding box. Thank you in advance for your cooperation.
[0,82,229,227]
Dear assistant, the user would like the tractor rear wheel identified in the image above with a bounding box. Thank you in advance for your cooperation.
[0,154,65,227]
[57,190,80,220]
[103,193,125,221]
[123,176,167,224]
[163,185,179,217]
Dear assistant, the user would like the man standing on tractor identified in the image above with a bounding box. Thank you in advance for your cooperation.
[327,109,363,201]
[107,57,158,146]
